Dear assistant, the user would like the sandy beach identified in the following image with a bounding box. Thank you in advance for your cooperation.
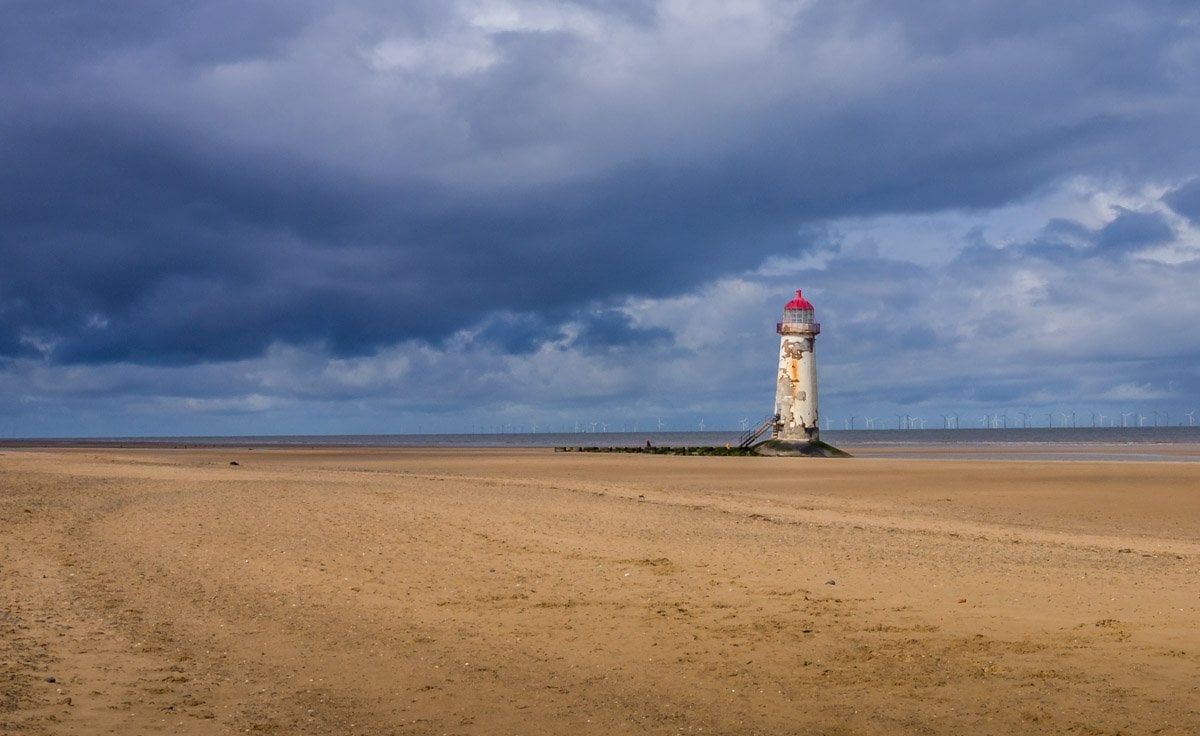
[2,446,1198,735]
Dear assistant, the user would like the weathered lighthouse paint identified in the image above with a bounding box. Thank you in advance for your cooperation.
[773,290,821,443]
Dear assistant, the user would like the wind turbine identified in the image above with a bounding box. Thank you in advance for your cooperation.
[697,418,706,431]
[1018,411,1029,429]
[1061,411,1075,429]
[1121,412,1133,428]
[657,418,666,430]
[1186,410,1196,426]
[739,417,750,431]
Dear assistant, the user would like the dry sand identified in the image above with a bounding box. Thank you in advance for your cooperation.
[2,446,1198,735]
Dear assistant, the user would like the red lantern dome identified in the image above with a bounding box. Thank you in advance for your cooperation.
[778,289,820,335]
[784,290,814,311]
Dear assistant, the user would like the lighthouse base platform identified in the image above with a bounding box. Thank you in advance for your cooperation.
[753,439,851,457]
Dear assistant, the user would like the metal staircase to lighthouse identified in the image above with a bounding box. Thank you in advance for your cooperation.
[738,414,778,449]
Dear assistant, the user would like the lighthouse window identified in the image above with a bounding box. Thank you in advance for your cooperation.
[784,309,813,323]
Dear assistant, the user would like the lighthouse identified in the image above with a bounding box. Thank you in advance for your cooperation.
[773,289,821,443]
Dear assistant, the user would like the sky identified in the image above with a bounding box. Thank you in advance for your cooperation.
[3,0,1200,437]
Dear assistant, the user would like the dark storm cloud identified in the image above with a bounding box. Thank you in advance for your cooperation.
[0,115,815,363]
[1,117,436,363]
[3,0,1199,374]
[0,0,322,83]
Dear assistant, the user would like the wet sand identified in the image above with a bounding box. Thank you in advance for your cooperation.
[2,446,1198,734]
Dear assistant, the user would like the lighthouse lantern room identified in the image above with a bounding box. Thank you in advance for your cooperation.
[773,289,821,443]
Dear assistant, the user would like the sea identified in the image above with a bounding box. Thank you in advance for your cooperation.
[7,426,1200,461]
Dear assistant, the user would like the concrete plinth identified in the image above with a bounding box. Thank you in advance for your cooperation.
[753,439,851,457]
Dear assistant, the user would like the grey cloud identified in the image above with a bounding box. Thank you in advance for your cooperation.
[1095,208,1175,253]
[1163,179,1200,223]
[569,309,671,350]
[948,207,1178,273]
[466,312,561,355]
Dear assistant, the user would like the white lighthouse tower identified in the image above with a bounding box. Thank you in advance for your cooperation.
[773,289,821,443]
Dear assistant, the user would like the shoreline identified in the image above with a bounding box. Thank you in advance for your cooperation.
[3,424,1200,450]
[6,438,1200,463]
